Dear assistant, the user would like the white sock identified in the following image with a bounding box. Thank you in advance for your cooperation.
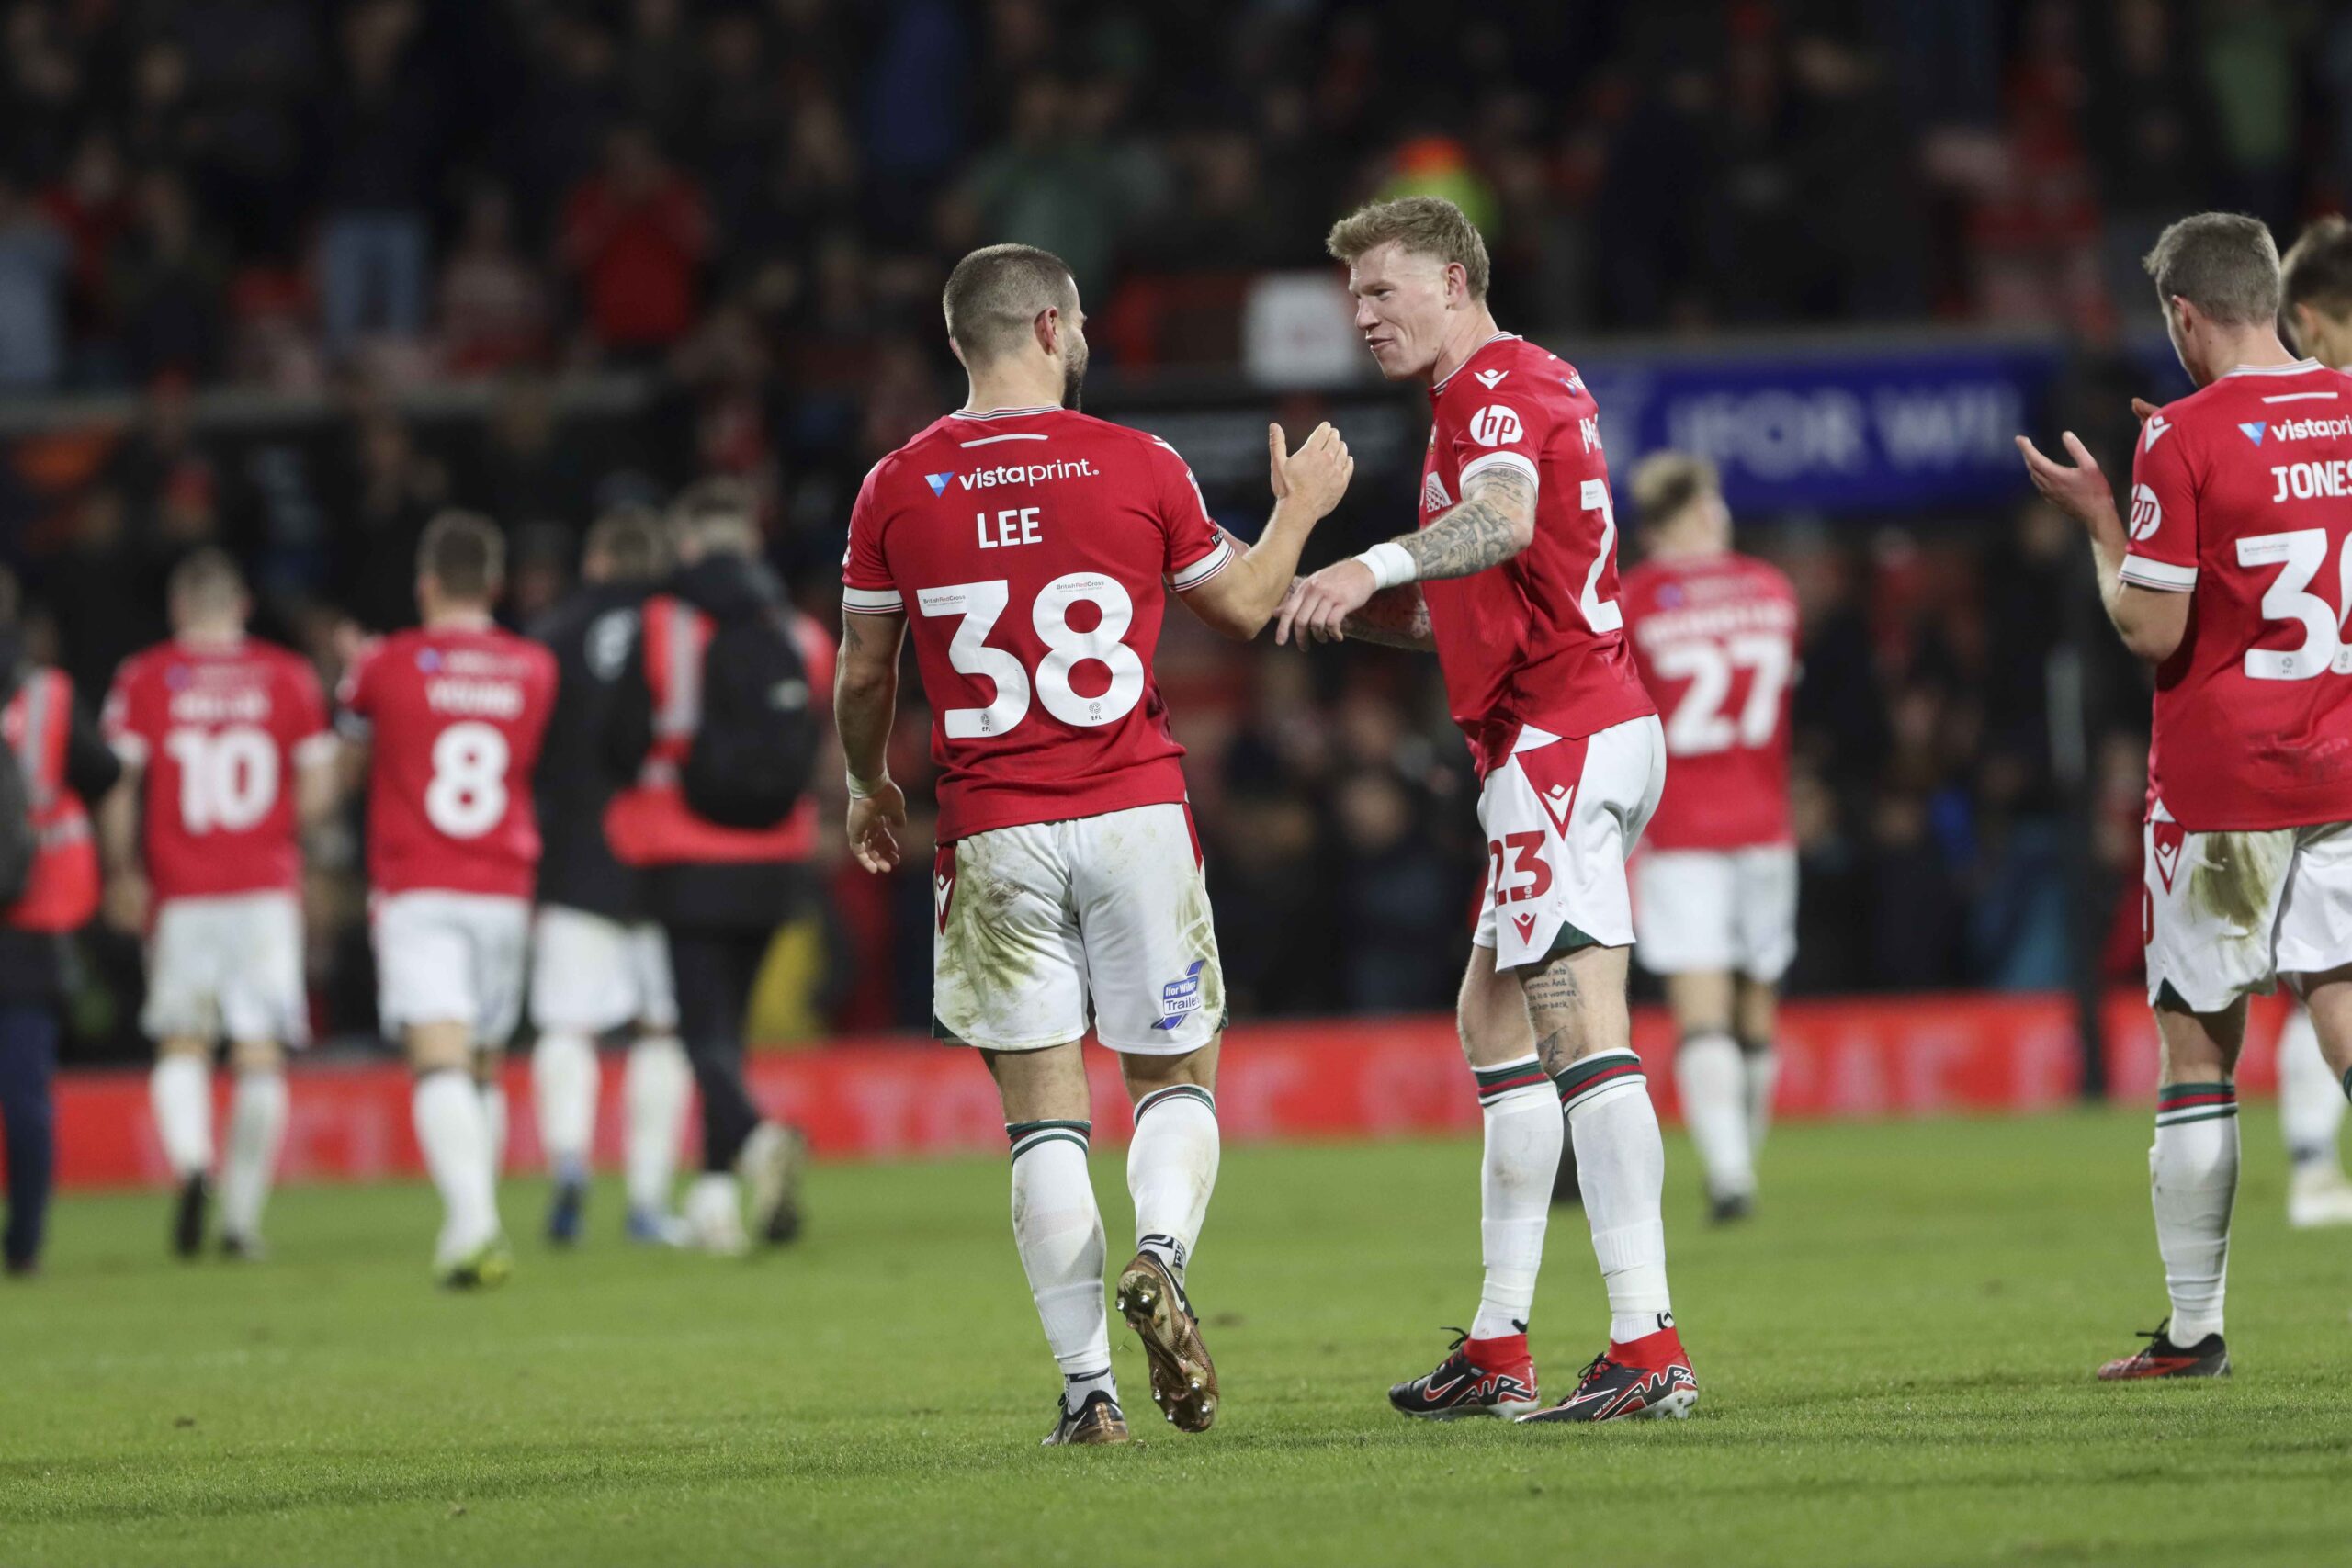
[413,1069,498,1258]
[1743,1041,1779,1156]
[624,1035,692,1214]
[1558,1050,1673,1344]
[532,1031,600,1182]
[2277,1010,2344,1169]
[481,1080,508,1175]
[1468,1055,1557,1340]
[1008,1120,1114,1393]
[2152,1082,2239,1343]
[1128,1085,1219,1285]
[219,1070,288,1241]
[1675,1032,1753,1201]
[151,1055,214,1179]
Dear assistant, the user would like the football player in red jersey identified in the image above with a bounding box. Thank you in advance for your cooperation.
[338,513,557,1288]
[99,550,339,1261]
[2021,213,2352,1379]
[1287,197,1695,1424]
[1618,454,1801,1224]
[2257,218,2352,1230]
[835,243,1352,1446]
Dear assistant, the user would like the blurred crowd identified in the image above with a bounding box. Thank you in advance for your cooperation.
[0,0,2335,1052]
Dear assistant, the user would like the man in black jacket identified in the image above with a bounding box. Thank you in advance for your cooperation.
[605,479,820,1253]
[0,570,123,1277]
[528,507,695,1246]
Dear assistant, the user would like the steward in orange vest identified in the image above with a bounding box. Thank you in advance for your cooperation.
[601,482,828,1251]
[0,637,120,1276]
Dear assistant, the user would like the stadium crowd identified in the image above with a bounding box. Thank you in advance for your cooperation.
[0,0,2347,1052]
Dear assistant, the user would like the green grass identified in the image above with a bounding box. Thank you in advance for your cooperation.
[5,1106,2351,1567]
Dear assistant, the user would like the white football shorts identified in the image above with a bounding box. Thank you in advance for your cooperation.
[1633,844,1799,983]
[142,891,310,1047]
[529,904,678,1036]
[2143,807,2352,1014]
[933,801,1225,1055]
[1473,716,1667,970]
[372,889,530,1047]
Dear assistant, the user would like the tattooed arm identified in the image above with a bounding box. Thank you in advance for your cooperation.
[1340,583,1435,650]
[1275,465,1534,646]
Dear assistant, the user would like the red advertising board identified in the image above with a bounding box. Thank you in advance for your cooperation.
[51,989,2290,1190]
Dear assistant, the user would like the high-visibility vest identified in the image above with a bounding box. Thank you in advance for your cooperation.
[604,593,830,868]
[3,668,99,931]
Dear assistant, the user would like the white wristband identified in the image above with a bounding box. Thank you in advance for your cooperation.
[1352,541,1418,592]
[846,771,888,800]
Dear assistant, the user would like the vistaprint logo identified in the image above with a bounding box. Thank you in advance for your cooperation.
[2266,415,2352,444]
[926,458,1098,496]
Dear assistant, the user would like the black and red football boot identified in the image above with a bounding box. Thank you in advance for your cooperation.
[1388,1328,1540,1419]
[2098,1319,2230,1381]
[1519,1319,1698,1424]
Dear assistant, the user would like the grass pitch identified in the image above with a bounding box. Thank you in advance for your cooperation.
[6,1105,2352,1567]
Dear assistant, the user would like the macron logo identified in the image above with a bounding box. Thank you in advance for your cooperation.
[925,472,954,496]
[2143,414,2170,449]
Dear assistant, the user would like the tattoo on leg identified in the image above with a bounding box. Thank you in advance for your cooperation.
[1519,956,1584,1077]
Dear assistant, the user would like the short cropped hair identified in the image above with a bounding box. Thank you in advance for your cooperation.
[168,547,246,615]
[584,505,670,581]
[1630,452,1721,527]
[669,476,760,556]
[1325,197,1491,300]
[417,511,504,602]
[2281,215,2352,323]
[943,243,1078,363]
[2143,212,2280,327]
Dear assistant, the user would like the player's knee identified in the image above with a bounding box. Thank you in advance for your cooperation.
[156,1035,211,1062]
[405,1021,472,1076]
[1122,1039,1217,1100]
[228,1039,284,1075]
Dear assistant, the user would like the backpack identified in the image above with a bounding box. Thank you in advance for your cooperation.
[0,668,40,906]
[680,607,820,829]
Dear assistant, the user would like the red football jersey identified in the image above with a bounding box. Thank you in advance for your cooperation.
[103,637,333,902]
[842,405,1231,841]
[1621,552,1798,850]
[337,624,557,897]
[1419,333,1654,775]
[2121,358,2352,829]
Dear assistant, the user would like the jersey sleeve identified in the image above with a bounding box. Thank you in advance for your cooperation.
[1148,436,1233,591]
[99,658,150,767]
[2119,417,2199,592]
[1446,389,1558,497]
[284,659,337,768]
[335,642,381,739]
[841,461,902,615]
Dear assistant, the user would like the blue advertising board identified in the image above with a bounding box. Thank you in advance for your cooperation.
[1572,337,2065,517]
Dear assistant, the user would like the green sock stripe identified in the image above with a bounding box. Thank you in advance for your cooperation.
[1010,1129,1091,1162]
[2154,1106,2241,1128]
[1006,1118,1091,1148]
[1135,1084,1216,1120]
[1474,1055,1544,1089]
[2155,1083,2236,1116]
[1554,1049,1644,1101]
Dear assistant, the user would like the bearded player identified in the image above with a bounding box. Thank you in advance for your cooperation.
[1619,454,1799,1223]
[836,243,1353,1446]
[1286,197,1694,1423]
[340,513,557,1287]
[100,549,339,1259]
[2020,212,2352,1378]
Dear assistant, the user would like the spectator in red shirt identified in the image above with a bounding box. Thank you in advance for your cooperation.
[560,125,709,357]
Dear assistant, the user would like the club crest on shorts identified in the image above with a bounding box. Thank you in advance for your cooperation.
[1149,960,1207,1031]
[2151,818,2187,893]
[1538,784,1577,838]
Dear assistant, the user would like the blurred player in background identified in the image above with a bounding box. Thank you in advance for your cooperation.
[2264,216,2352,1229]
[837,243,1352,1446]
[1619,456,1800,1223]
[100,550,337,1260]
[1290,197,1696,1423]
[526,507,694,1247]
[340,513,556,1287]
[2020,213,2352,1379]
[604,479,823,1257]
